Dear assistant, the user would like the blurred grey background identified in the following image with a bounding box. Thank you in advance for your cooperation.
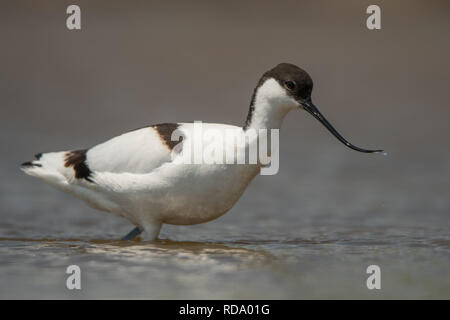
[0,0,449,299]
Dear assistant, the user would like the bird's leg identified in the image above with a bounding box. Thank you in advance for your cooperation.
[121,226,143,241]
[141,221,162,241]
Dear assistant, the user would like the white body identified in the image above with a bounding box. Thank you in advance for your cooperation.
[21,77,300,239]
[24,125,258,232]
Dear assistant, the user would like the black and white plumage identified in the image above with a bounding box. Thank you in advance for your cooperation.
[21,63,382,240]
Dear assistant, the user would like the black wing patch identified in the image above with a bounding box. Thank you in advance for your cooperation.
[64,149,93,182]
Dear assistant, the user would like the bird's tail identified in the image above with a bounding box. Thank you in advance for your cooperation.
[20,152,69,188]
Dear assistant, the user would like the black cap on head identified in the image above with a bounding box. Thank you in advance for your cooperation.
[263,63,313,102]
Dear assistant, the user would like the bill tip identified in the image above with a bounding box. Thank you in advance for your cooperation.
[373,150,387,156]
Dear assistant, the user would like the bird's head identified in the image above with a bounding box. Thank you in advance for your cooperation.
[246,63,382,154]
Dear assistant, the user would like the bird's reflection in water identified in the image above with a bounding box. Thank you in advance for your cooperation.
[0,237,273,269]
[85,238,274,267]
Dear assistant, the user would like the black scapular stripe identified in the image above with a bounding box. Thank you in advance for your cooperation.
[153,123,183,150]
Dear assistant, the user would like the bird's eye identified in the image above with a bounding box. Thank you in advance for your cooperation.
[284,81,296,91]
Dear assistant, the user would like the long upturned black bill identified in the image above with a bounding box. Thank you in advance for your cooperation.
[302,100,383,153]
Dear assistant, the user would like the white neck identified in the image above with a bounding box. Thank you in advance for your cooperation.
[244,78,297,131]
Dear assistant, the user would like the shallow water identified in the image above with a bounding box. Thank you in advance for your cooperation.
[1,1,450,299]
[1,186,449,299]
[1,226,449,299]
